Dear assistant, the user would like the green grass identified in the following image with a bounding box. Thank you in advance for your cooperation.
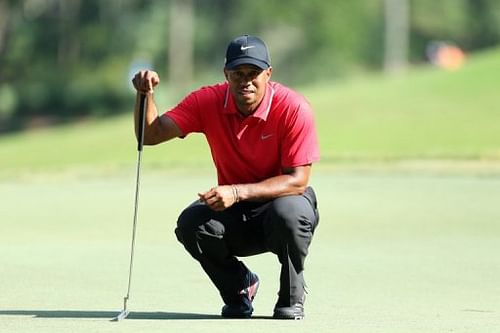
[305,47,500,162]
[1,172,499,332]
[1,48,500,177]
[1,48,500,332]
[0,117,213,177]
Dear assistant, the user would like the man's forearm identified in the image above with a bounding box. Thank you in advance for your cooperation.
[235,166,311,202]
[134,93,183,145]
[134,92,159,143]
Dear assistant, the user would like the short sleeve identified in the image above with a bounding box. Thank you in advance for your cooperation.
[280,102,320,168]
[164,90,204,136]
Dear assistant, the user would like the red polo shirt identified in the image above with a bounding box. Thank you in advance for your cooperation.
[164,81,320,185]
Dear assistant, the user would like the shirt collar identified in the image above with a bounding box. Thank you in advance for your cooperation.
[223,82,274,121]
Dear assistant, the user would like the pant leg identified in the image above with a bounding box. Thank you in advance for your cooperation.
[175,187,319,306]
[174,200,267,304]
[263,187,319,305]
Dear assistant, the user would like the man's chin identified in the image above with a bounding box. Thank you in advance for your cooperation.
[237,95,255,104]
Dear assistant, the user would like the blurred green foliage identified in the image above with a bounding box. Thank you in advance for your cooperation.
[0,0,499,127]
[1,47,499,176]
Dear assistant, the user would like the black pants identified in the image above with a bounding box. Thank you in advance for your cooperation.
[175,186,319,306]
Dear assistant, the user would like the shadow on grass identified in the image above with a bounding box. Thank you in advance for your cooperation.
[0,310,222,320]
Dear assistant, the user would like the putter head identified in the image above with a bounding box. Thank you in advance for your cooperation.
[112,296,130,321]
[112,309,129,322]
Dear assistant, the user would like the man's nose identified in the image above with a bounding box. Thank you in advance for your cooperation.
[239,79,251,86]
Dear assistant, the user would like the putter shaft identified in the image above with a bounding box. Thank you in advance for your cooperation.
[114,94,147,322]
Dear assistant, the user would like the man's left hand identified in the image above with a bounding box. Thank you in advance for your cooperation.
[198,186,237,211]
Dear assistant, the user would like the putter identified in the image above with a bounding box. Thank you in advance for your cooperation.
[113,93,147,322]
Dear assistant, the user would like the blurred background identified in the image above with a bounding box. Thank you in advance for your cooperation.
[1,0,499,129]
[0,0,500,175]
[1,3,499,331]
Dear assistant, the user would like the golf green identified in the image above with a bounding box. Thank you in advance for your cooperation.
[1,171,499,332]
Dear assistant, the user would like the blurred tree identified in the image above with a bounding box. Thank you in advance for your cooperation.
[0,0,499,130]
[384,0,409,74]
[411,0,469,60]
[410,0,500,59]
[57,0,81,69]
[229,0,384,82]
[465,0,500,49]
[0,0,9,57]
[168,0,194,90]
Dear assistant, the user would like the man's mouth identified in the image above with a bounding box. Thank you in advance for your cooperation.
[239,89,254,95]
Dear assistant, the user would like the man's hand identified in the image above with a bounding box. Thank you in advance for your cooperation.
[132,70,160,94]
[198,186,239,211]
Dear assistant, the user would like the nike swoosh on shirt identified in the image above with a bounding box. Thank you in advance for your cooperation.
[240,45,255,51]
[261,133,273,140]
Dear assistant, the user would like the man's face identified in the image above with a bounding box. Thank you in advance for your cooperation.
[224,64,272,114]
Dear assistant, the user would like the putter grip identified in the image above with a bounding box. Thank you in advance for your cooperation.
[137,94,147,151]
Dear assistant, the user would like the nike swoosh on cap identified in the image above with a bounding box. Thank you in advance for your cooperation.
[241,45,255,51]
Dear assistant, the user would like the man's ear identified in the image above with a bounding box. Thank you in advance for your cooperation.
[223,68,229,81]
[266,67,273,80]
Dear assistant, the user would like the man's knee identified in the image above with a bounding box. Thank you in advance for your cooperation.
[175,203,226,259]
[175,204,204,245]
[268,195,317,237]
[266,193,318,272]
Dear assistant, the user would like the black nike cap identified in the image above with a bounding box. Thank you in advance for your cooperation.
[224,35,271,70]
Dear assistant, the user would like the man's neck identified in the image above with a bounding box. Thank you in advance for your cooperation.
[236,102,258,116]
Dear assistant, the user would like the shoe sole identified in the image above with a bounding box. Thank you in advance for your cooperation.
[273,305,304,320]
[222,312,252,319]
[273,313,304,320]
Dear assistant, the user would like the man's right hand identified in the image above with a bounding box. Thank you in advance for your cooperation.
[132,70,183,145]
[132,70,160,94]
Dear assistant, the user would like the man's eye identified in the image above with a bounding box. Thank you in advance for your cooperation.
[230,70,260,80]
